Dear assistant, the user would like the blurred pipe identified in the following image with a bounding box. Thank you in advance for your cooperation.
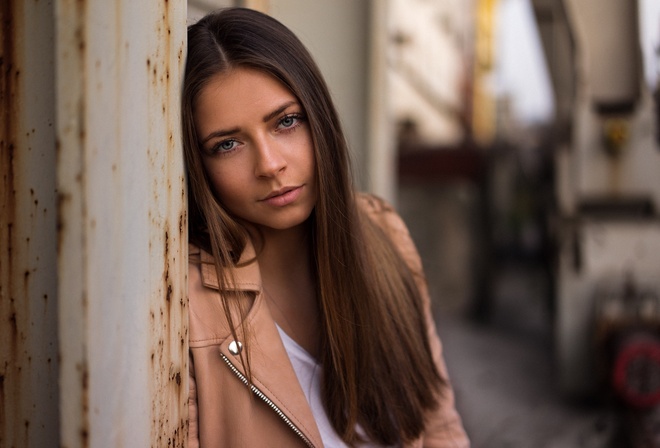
[367,0,396,203]
[472,0,498,146]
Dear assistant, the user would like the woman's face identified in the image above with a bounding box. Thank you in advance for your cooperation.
[194,67,317,232]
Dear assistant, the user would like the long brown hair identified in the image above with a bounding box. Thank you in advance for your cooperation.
[183,8,442,446]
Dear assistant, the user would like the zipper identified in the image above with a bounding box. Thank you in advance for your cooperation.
[220,353,317,448]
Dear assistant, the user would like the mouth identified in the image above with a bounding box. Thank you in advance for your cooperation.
[259,185,304,207]
[261,186,300,201]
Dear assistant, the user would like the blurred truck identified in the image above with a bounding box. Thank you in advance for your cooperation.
[532,0,660,407]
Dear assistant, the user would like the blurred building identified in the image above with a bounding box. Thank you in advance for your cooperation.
[388,0,475,146]
[188,0,494,198]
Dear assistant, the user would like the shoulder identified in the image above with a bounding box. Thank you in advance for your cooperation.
[356,192,411,242]
[355,191,395,215]
[355,192,423,276]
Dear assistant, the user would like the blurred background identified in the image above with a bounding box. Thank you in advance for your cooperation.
[190,0,660,446]
[2,0,660,446]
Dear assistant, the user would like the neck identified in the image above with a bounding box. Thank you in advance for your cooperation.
[250,221,320,357]
[252,222,312,282]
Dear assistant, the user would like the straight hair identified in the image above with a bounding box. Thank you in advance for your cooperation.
[182,8,442,446]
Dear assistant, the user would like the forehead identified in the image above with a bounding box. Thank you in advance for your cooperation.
[194,67,298,124]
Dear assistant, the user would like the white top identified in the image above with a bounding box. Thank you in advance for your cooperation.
[276,325,395,448]
[276,324,349,448]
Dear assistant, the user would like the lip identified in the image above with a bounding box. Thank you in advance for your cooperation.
[260,185,304,207]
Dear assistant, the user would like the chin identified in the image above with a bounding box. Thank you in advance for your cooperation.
[261,210,314,231]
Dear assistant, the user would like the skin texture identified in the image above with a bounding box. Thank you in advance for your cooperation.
[194,67,317,234]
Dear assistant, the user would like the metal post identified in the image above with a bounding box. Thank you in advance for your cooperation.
[55,0,188,445]
[367,0,396,203]
[1,1,59,446]
[1,0,188,446]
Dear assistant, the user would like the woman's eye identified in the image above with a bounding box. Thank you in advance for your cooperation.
[213,139,238,153]
[278,114,303,130]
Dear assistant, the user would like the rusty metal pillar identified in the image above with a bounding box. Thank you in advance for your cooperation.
[2,0,188,446]
[1,1,59,446]
[55,0,188,446]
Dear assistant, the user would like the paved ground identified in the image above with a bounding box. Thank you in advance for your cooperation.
[433,264,625,448]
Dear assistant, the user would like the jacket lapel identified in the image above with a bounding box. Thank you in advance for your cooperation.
[199,242,261,292]
[198,242,325,448]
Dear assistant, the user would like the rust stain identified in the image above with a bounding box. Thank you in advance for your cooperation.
[147,0,187,445]
[0,0,59,439]
[56,191,71,249]
[58,0,90,445]
[0,0,17,267]
[0,0,20,444]
[77,360,89,446]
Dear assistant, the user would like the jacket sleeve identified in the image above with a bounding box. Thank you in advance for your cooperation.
[359,194,470,448]
[188,352,200,447]
[418,292,471,448]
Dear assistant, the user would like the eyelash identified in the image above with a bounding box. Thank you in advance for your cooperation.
[209,113,306,155]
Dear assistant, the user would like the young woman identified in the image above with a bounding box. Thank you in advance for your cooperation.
[183,7,469,448]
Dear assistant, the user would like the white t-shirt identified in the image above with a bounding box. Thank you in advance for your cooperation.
[276,325,396,448]
[276,324,349,447]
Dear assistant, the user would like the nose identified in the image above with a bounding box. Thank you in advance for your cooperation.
[253,135,286,178]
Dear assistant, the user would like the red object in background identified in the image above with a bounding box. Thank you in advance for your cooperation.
[612,333,660,409]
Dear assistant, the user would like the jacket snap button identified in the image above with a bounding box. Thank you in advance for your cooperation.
[228,340,243,355]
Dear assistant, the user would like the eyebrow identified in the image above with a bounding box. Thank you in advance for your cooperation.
[262,100,298,123]
[200,127,240,145]
[200,100,300,145]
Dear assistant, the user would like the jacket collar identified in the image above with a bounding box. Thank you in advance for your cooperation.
[189,242,325,448]
[195,241,262,293]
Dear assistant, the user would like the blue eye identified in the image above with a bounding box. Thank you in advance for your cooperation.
[219,140,237,151]
[280,116,296,127]
[278,114,304,130]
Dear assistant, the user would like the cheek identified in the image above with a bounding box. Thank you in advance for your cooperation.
[299,134,316,174]
[204,163,246,205]
[306,147,317,182]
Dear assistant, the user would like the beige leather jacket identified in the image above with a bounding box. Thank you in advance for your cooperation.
[188,194,470,447]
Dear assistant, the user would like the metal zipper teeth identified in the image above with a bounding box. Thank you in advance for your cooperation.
[220,353,316,448]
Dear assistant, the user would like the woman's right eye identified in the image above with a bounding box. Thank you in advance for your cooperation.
[212,139,238,154]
